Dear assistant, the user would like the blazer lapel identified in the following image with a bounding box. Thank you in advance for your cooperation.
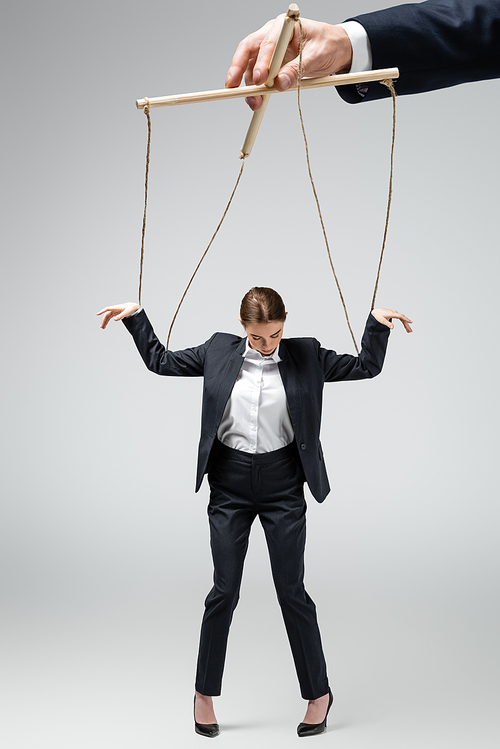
[213,338,246,427]
[278,340,302,435]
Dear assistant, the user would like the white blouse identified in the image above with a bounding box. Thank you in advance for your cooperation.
[217,339,294,454]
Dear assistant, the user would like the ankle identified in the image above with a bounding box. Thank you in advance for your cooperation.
[195,690,212,701]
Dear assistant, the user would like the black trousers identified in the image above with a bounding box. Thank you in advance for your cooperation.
[195,441,329,700]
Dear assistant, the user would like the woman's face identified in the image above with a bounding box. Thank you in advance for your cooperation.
[241,317,286,356]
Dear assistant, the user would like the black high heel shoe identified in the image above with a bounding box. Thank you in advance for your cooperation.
[297,688,334,737]
[194,694,220,738]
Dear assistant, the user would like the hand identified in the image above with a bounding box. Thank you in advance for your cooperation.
[96,303,140,329]
[225,16,353,111]
[371,308,413,333]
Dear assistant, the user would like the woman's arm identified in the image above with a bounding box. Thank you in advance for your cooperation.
[97,304,210,377]
[320,307,412,382]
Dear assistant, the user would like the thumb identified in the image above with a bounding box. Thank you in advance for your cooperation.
[275,58,301,91]
[275,45,314,91]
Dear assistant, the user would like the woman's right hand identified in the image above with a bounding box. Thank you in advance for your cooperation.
[96,303,141,329]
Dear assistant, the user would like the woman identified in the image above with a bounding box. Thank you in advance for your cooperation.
[97,288,412,737]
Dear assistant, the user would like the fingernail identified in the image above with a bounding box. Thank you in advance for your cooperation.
[278,73,292,90]
[254,69,262,84]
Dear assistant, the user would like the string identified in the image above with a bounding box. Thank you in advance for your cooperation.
[371,78,396,310]
[296,19,359,354]
[138,98,151,307]
[165,158,246,350]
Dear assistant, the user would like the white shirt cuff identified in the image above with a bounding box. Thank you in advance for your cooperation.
[339,21,372,73]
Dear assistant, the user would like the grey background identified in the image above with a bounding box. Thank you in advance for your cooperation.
[1,1,499,747]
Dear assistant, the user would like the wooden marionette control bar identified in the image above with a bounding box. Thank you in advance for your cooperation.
[135,4,399,160]
[135,67,400,111]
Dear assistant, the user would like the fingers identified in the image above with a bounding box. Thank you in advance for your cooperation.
[227,16,290,110]
[96,309,115,330]
[392,310,413,333]
[371,308,414,333]
[251,16,287,85]
[388,311,414,333]
[226,14,295,110]
[97,306,119,315]
[225,19,276,89]
[225,45,252,89]
[251,14,302,92]
[99,310,122,329]
[245,95,262,111]
[244,57,263,111]
[96,303,139,329]
[226,18,353,111]
[391,311,413,333]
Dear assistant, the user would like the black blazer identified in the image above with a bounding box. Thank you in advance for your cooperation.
[123,310,391,503]
[339,0,500,102]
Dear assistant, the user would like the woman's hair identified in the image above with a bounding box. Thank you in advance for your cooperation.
[240,287,286,326]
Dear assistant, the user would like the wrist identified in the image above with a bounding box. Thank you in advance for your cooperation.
[330,25,353,74]
[126,304,141,317]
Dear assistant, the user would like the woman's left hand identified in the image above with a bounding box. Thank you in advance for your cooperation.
[371,308,413,333]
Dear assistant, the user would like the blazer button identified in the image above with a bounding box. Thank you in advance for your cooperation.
[300,443,307,450]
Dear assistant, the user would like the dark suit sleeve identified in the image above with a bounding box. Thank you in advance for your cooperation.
[319,312,391,381]
[338,0,500,103]
[122,308,213,376]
